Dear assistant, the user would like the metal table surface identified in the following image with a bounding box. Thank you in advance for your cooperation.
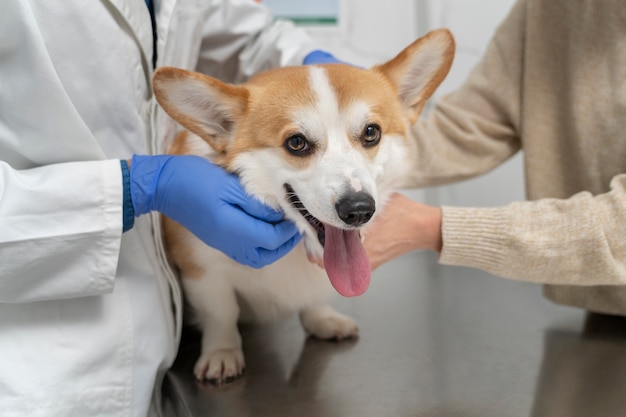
[161,251,626,417]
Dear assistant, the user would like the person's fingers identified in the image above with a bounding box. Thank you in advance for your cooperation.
[223,202,299,246]
[225,176,284,223]
[255,231,303,266]
[262,220,302,250]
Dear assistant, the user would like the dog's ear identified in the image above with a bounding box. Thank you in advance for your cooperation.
[152,67,248,152]
[374,29,455,123]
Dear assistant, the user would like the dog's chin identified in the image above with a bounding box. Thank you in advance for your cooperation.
[302,234,324,267]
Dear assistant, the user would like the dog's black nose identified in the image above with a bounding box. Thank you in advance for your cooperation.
[335,192,376,226]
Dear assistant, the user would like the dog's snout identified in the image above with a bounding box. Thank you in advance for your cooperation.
[335,192,376,226]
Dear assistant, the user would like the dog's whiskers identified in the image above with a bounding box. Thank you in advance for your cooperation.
[284,184,326,246]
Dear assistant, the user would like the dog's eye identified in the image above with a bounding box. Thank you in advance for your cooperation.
[285,134,312,156]
[361,124,381,147]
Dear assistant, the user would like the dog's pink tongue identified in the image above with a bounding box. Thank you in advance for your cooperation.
[323,224,371,297]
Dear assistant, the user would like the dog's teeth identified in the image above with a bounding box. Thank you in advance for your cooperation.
[360,231,365,243]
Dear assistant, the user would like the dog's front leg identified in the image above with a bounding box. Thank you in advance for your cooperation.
[299,304,359,341]
[183,276,244,384]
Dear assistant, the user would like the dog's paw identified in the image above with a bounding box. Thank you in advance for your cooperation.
[194,348,245,384]
[301,307,359,340]
[309,314,359,340]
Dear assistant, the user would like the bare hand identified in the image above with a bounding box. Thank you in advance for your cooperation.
[363,193,443,270]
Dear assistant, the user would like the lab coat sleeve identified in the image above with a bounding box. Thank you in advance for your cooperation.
[0,160,123,303]
[195,0,318,83]
[402,0,525,189]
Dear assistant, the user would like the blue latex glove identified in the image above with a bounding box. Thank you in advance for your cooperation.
[303,50,346,65]
[129,155,301,268]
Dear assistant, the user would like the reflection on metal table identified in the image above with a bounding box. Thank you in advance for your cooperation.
[162,251,626,417]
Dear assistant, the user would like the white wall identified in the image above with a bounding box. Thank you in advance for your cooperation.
[299,0,419,67]
[267,0,524,208]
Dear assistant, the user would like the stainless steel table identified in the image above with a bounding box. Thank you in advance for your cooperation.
[162,251,626,417]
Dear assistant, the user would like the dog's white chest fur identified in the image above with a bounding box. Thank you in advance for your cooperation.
[182,234,334,323]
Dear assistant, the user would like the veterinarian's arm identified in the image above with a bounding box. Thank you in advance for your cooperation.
[0,160,123,303]
[195,0,317,83]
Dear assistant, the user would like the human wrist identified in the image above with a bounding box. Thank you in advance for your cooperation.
[401,200,441,253]
[421,205,443,253]
[129,154,175,216]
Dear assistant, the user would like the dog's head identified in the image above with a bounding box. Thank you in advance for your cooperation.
[152,29,455,297]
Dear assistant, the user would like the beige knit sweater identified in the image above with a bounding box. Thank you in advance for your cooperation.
[406,0,626,315]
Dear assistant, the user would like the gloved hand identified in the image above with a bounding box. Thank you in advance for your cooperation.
[129,154,301,268]
[303,50,347,65]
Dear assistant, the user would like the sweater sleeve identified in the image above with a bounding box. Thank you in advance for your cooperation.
[403,0,525,188]
[0,160,123,303]
[441,174,626,285]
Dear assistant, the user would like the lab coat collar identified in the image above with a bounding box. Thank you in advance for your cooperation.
[103,0,155,71]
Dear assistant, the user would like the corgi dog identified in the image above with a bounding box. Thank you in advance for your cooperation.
[152,29,455,384]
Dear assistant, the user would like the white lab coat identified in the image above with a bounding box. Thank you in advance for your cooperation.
[0,1,317,416]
